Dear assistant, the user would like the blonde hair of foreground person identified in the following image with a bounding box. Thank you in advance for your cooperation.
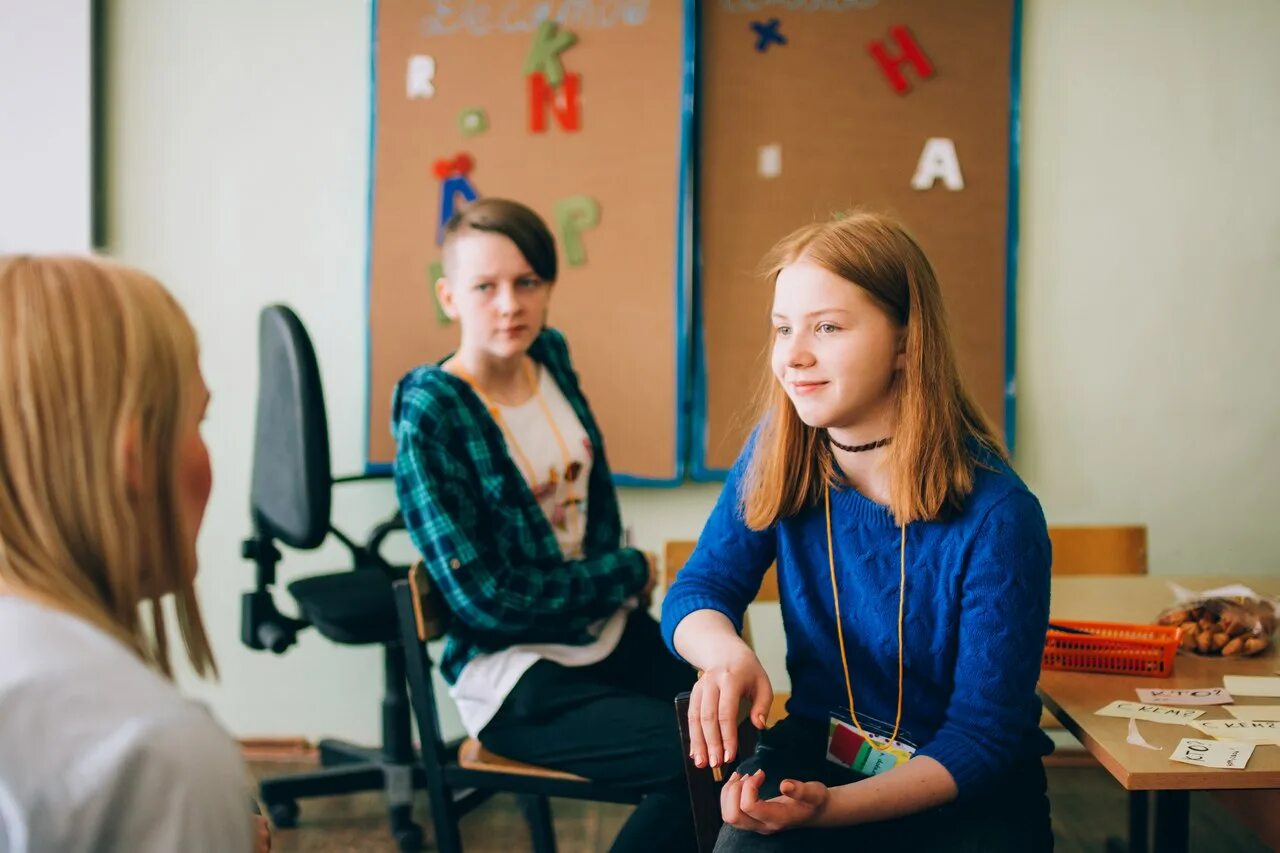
[0,254,215,679]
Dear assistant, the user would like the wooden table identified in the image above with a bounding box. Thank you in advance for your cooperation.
[1040,576,1280,853]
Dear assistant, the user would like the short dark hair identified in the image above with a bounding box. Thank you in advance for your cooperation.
[441,198,558,283]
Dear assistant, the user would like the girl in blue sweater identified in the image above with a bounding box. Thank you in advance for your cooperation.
[661,213,1053,851]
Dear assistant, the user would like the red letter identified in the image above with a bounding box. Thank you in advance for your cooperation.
[528,72,581,133]
[868,26,934,95]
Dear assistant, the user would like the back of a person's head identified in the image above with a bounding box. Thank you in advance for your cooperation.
[0,255,214,678]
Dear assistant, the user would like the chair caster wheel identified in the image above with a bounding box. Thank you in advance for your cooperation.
[394,822,424,852]
[267,799,300,829]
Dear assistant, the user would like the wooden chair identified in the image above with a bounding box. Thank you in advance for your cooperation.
[1044,525,1148,853]
[664,541,788,725]
[1043,525,1147,739]
[674,692,759,853]
[667,526,1150,852]
[1048,525,1147,576]
[664,540,782,853]
[392,564,642,853]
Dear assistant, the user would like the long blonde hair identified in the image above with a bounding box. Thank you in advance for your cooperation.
[0,255,215,678]
[741,213,1006,529]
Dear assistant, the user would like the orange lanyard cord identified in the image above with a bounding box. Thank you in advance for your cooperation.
[824,486,906,752]
[453,359,575,491]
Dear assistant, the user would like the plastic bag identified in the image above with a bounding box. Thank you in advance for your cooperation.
[1155,583,1277,657]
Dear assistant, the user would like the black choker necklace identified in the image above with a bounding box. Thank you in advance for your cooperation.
[828,434,892,453]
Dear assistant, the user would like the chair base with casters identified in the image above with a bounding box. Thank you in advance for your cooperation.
[393,564,645,853]
[245,533,429,851]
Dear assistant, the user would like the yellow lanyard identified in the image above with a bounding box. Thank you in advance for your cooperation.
[453,359,575,491]
[824,486,906,752]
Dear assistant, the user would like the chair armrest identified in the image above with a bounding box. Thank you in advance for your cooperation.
[365,510,405,556]
[331,471,394,485]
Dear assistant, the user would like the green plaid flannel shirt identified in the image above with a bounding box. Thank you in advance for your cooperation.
[391,328,648,684]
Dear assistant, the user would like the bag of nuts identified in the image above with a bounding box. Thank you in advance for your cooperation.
[1156,583,1277,657]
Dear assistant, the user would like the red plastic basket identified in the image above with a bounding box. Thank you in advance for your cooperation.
[1041,620,1179,678]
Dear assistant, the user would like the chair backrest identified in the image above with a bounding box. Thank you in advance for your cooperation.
[663,540,778,601]
[668,527,1149,584]
[406,562,449,643]
[250,305,332,550]
[1047,525,1147,576]
[675,691,758,853]
[664,540,777,651]
[393,564,453,769]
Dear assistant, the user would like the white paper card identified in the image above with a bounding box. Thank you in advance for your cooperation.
[1136,687,1232,706]
[1170,738,1254,769]
[1095,701,1205,725]
[1127,717,1161,750]
[1190,719,1280,744]
[1223,676,1280,698]
[1225,705,1280,721]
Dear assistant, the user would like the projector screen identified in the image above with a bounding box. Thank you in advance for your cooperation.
[0,0,93,254]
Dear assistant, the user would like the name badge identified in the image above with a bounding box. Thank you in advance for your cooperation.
[826,714,915,777]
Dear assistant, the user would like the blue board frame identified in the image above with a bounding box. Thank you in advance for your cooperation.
[362,1,698,486]
[688,0,1024,481]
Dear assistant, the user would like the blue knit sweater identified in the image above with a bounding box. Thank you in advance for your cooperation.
[661,439,1053,798]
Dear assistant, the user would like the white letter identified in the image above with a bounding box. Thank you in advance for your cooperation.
[911,137,964,191]
[407,55,436,99]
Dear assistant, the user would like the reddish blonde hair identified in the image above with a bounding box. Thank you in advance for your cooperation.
[741,212,1005,529]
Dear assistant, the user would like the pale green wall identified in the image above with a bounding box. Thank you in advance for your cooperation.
[104,0,1280,742]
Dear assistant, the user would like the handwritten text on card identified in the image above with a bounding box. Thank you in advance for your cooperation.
[1135,687,1232,706]
[1170,738,1254,769]
[1095,701,1205,725]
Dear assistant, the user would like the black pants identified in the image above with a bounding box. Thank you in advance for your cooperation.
[714,715,1053,853]
[480,609,698,853]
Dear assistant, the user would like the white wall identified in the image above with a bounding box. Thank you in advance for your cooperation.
[1017,1,1280,572]
[102,0,1280,743]
[0,0,92,252]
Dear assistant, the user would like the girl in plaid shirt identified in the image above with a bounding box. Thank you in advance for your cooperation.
[393,199,697,852]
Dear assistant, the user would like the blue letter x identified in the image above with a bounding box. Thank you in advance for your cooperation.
[751,18,786,53]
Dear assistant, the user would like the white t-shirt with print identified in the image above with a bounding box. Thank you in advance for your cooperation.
[449,365,634,739]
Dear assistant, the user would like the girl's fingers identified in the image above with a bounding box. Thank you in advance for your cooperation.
[720,772,767,832]
[717,678,740,764]
[686,682,708,767]
[698,681,725,767]
[739,768,764,813]
[749,672,774,730]
[779,779,826,806]
[719,772,741,819]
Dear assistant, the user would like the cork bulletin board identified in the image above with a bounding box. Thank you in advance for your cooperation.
[365,1,693,483]
[693,0,1020,476]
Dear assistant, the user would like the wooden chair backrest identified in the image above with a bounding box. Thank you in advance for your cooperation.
[663,540,778,601]
[406,562,449,641]
[393,564,456,777]
[1047,525,1147,576]
[667,526,1147,590]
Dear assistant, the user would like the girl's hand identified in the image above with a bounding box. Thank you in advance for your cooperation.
[687,648,772,768]
[720,769,829,834]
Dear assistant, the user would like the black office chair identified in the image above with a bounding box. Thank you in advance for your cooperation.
[393,564,645,853]
[240,304,425,851]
